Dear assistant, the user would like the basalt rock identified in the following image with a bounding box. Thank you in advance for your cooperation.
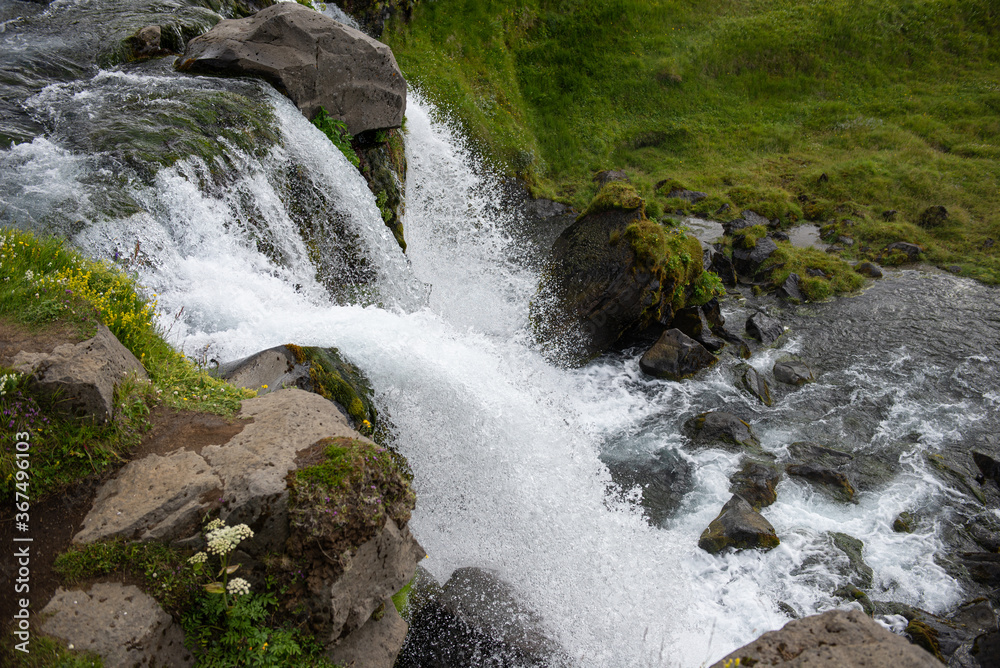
[737,363,773,406]
[773,358,814,385]
[685,411,761,454]
[698,494,779,553]
[334,0,417,38]
[855,261,884,278]
[732,236,778,279]
[709,609,940,668]
[40,584,193,668]
[745,311,783,345]
[604,447,694,525]
[776,272,804,302]
[639,329,717,380]
[708,248,737,286]
[356,128,407,250]
[829,532,874,588]
[531,183,705,362]
[729,459,782,510]
[918,205,949,229]
[13,323,148,422]
[177,2,406,135]
[723,209,771,235]
[785,442,857,503]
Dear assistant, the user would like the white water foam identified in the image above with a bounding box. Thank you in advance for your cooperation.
[1,73,974,664]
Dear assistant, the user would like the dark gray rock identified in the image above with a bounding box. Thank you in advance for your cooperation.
[398,567,565,668]
[671,305,726,353]
[729,459,782,510]
[745,311,783,345]
[776,272,804,302]
[918,205,949,228]
[701,298,725,328]
[709,609,940,668]
[855,261,884,278]
[893,511,916,533]
[666,188,707,203]
[973,450,1000,486]
[732,237,778,278]
[737,364,773,406]
[786,463,855,502]
[356,128,407,250]
[177,3,406,134]
[639,329,717,380]
[698,495,779,553]
[685,411,761,453]
[40,584,193,668]
[723,209,770,235]
[886,241,922,262]
[773,359,814,385]
[604,448,694,525]
[593,169,629,186]
[708,248,737,286]
[830,532,873,588]
[13,324,148,422]
[712,325,751,358]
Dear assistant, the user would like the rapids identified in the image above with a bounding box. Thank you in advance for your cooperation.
[2,2,999,665]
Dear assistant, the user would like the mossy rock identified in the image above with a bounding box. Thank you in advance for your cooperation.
[286,344,378,435]
[830,531,874,589]
[698,495,779,554]
[287,436,415,561]
[580,181,645,218]
[356,128,408,251]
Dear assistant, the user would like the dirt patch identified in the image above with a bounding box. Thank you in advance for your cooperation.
[135,406,249,457]
[0,317,91,367]
[0,406,247,653]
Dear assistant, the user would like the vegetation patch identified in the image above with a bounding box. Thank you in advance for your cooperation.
[763,243,865,302]
[311,107,361,169]
[581,181,645,218]
[386,0,1000,282]
[284,345,377,436]
[0,228,254,501]
[288,436,415,564]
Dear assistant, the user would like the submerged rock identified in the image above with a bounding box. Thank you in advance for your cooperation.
[785,442,856,502]
[639,329,717,380]
[709,609,940,667]
[177,2,406,134]
[698,495,779,553]
[684,411,761,453]
[398,567,565,667]
[604,448,694,525]
[829,532,874,588]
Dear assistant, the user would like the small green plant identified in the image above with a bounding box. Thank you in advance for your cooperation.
[182,520,339,667]
[311,108,360,169]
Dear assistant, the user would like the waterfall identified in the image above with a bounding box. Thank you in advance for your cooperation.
[3,9,998,662]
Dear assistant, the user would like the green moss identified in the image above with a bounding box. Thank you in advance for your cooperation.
[582,181,645,218]
[732,224,768,250]
[905,618,944,662]
[288,437,416,559]
[728,186,803,224]
[285,344,376,434]
[391,574,416,618]
[311,108,360,169]
[764,243,865,301]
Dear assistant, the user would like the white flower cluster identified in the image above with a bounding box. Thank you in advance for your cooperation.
[23,269,33,281]
[227,577,251,596]
[204,518,225,532]
[0,373,19,397]
[206,523,254,556]
[187,551,208,564]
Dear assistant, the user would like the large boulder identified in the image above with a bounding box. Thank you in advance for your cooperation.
[176,2,406,134]
[603,447,694,525]
[40,583,193,668]
[709,609,940,667]
[530,182,706,362]
[698,494,779,553]
[73,388,423,653]
[729,459,782,511]
[326,598,408,668]
[745,311,784,345]
[639,329,717,380]
[13,323,147,422]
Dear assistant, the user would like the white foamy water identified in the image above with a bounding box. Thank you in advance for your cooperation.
[2,72,976,665]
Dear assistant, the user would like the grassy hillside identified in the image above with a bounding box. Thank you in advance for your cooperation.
[383,0,1000,281]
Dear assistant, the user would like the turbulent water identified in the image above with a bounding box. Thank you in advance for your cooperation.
[3,1,1000,665]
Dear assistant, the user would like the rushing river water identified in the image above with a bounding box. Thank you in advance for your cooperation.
[3,1,1000,665]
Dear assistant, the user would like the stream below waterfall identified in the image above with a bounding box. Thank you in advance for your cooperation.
[3,1,1000,666]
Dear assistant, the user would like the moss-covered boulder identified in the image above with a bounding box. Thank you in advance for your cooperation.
[530,182,719,362]
[698,495,779,554]
[285,435,421,646]
[355,128,407,251]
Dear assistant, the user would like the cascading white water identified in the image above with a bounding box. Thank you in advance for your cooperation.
[3,61,984,663]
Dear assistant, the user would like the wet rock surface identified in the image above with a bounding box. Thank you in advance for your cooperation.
[639,328,717,380]
[745,311,783,345]
[710,609,940,667]
[685,411,761,454]
[698,494,779,553]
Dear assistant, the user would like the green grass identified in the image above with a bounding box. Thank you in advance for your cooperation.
[384,0,1000,281]
[0,228,255,501]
